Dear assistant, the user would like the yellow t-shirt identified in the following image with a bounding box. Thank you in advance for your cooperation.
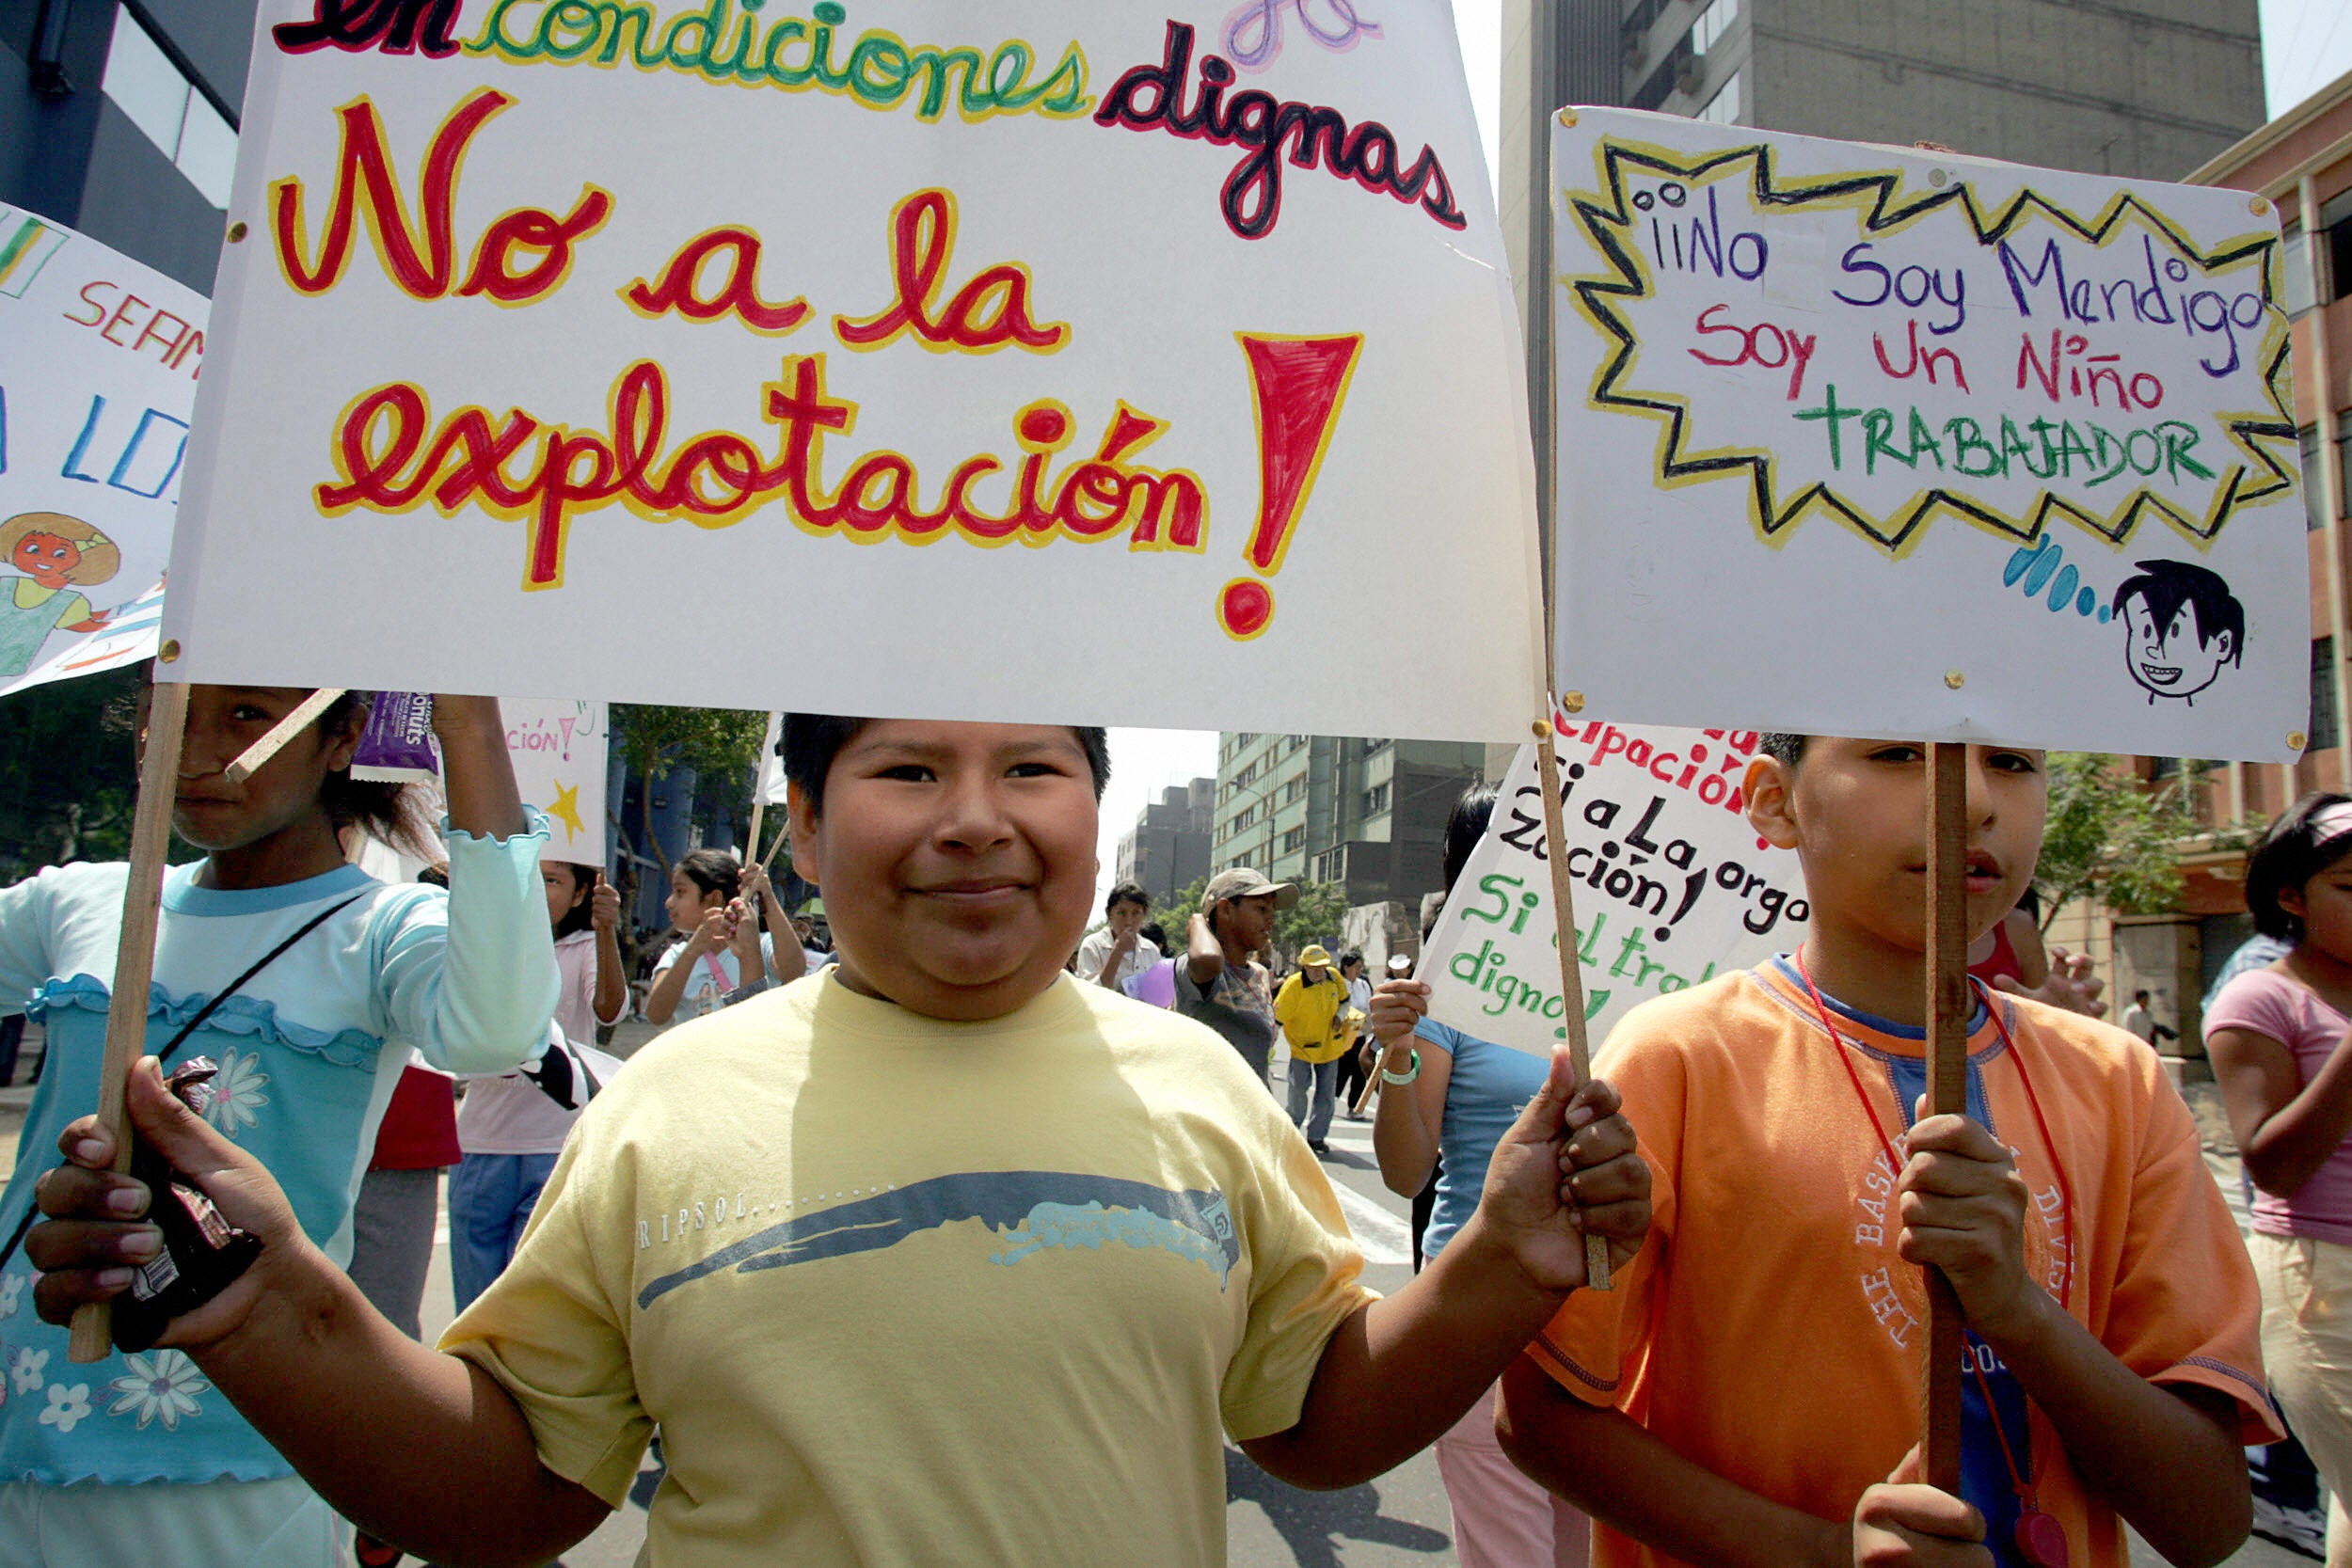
[1273,972,1351,1062]
[443,972,1373,1566]
[1527,959,2279,1568]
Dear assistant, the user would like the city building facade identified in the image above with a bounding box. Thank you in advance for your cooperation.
[1212,732,1486,912]
[2054,65,2352,1053]
[3,0,256,293]
[1116,777,1215,909]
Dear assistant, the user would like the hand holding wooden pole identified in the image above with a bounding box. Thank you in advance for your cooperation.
[1533,714,1613,1292]
[1919,742,1971,1488]
[69,680,191,1363]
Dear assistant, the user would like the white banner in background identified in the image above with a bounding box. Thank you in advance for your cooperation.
[506,697,608,863]
[0,209,203,697]
[1419,721,1806,1058]
[165,2,1544,740]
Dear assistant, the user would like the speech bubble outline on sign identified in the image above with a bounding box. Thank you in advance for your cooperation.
[1559,135,2297,559]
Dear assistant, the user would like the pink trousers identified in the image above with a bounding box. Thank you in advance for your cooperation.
[1435,1381,1593,1568]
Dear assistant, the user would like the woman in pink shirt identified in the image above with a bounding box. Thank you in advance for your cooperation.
[2210,792,2352,1568]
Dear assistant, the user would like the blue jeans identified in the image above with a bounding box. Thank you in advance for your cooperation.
[1287,1056,1339,1143]
[449,1151,560,1312]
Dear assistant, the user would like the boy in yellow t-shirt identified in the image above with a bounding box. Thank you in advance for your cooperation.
[32,717,1650,1568]
[1495,736,2276,1568]
[1275,942,1354,1153]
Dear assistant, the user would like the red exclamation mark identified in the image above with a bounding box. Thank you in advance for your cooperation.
[1219,332,1364,640]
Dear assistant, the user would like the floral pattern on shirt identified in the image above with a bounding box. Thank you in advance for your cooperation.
[8,1344,45,1395]
[106,1350,209,1432]
[0,1271,22,1320]
[37,1382,88,1433]
[202,1048,271,1135]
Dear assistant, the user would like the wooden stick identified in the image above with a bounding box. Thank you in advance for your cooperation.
[1534,714,1613,1292]
[1919,742,1971,1488]
[760,819,790,875]
[69,680,191,1363]
[222,687,343,784]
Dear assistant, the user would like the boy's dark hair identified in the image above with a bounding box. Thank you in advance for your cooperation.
[2246,792,2352,942]
[1138,922,1168,950]
[675,847,741,903]
[548,861,600,939]
[318,692,439,863]
[1757,734,1809,768]
[1339,948,1363,973]
[2110,560,2245,662]
[782,715,1111,814]
[1443,783,1499,891]
[1105,880,1150,916]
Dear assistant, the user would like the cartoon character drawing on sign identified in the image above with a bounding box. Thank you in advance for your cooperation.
[0,513,116,677]
[2112,559,2244,705]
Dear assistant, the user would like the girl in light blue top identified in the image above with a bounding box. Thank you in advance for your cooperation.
[0,687,556,1568]
[1372,783,1592,1568]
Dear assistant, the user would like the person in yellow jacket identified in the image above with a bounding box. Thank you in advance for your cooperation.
[1275,945,1356,1156]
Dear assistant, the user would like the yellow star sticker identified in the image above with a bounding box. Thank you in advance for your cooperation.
[546,781,585,843]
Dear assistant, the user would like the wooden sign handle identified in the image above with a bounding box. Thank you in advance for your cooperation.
[1534,716,1613,1292]
[223,688,342,784]
[69,680,191,1363]
[1919,742,1971,1488]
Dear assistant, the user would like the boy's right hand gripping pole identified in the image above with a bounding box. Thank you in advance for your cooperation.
[1534,717,1612,1292]
[1919,743,1970,1489]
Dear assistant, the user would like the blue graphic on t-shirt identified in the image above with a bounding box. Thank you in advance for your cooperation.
[638,1172,1240,1309]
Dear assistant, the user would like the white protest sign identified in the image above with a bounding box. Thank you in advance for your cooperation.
[0,209,203,697]
[1550,109,2306,761]
[164,2,1544,740]
[1419,721,1806,1057]
[755,710,786,808]
[505,698,608,863]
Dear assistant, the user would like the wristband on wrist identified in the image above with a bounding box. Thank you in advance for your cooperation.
[1380,1047,1421,1085]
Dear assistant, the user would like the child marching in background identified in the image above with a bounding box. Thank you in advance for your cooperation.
[641,850,794,1023]
[2207,794,2352,1568]
[448,860,626,1313]
[1492,736,2273,1568]
[0,685,554,1568]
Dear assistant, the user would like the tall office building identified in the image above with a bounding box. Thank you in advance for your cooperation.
[1212,733,1486,912]
[2,0,256,293]
[1116,778,1216,909]
[1502,0,2267,572]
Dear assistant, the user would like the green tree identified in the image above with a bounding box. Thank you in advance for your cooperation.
[0,667,146,881]
[2032,753,2208,927]
[609,705,770,879]
[1274,880,1350,959]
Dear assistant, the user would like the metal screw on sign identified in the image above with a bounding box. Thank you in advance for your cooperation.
[2290,731,2310,752]
[2251,197,2270,215]
[1561,690,1586,713]
[1945,671,1965,689]
[158,640,181,663]
[1929,169,1949,188]
[225,221,247,244]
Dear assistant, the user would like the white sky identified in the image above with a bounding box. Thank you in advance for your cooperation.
[1092,3,2352,913]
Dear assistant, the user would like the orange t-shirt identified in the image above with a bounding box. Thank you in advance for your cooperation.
[1529,959,2278,1568]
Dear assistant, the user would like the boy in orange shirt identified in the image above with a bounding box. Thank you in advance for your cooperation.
[1493,736,2275,1568]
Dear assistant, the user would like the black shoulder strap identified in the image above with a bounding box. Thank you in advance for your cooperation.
[0,890,366,1275]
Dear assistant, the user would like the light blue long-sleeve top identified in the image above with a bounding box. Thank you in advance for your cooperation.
[0,813,556,1486]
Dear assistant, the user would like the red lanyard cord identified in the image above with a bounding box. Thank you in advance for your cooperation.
[1789,953,2082,1522]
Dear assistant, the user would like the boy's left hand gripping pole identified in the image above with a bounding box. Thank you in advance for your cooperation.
[1534,716,1612,1292]
[70,680,191,1363]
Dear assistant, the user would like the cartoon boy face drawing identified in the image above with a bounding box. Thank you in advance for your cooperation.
[2111,560,2244,705]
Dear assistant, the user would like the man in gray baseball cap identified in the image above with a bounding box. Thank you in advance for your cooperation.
[1179,867,1298,1086]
